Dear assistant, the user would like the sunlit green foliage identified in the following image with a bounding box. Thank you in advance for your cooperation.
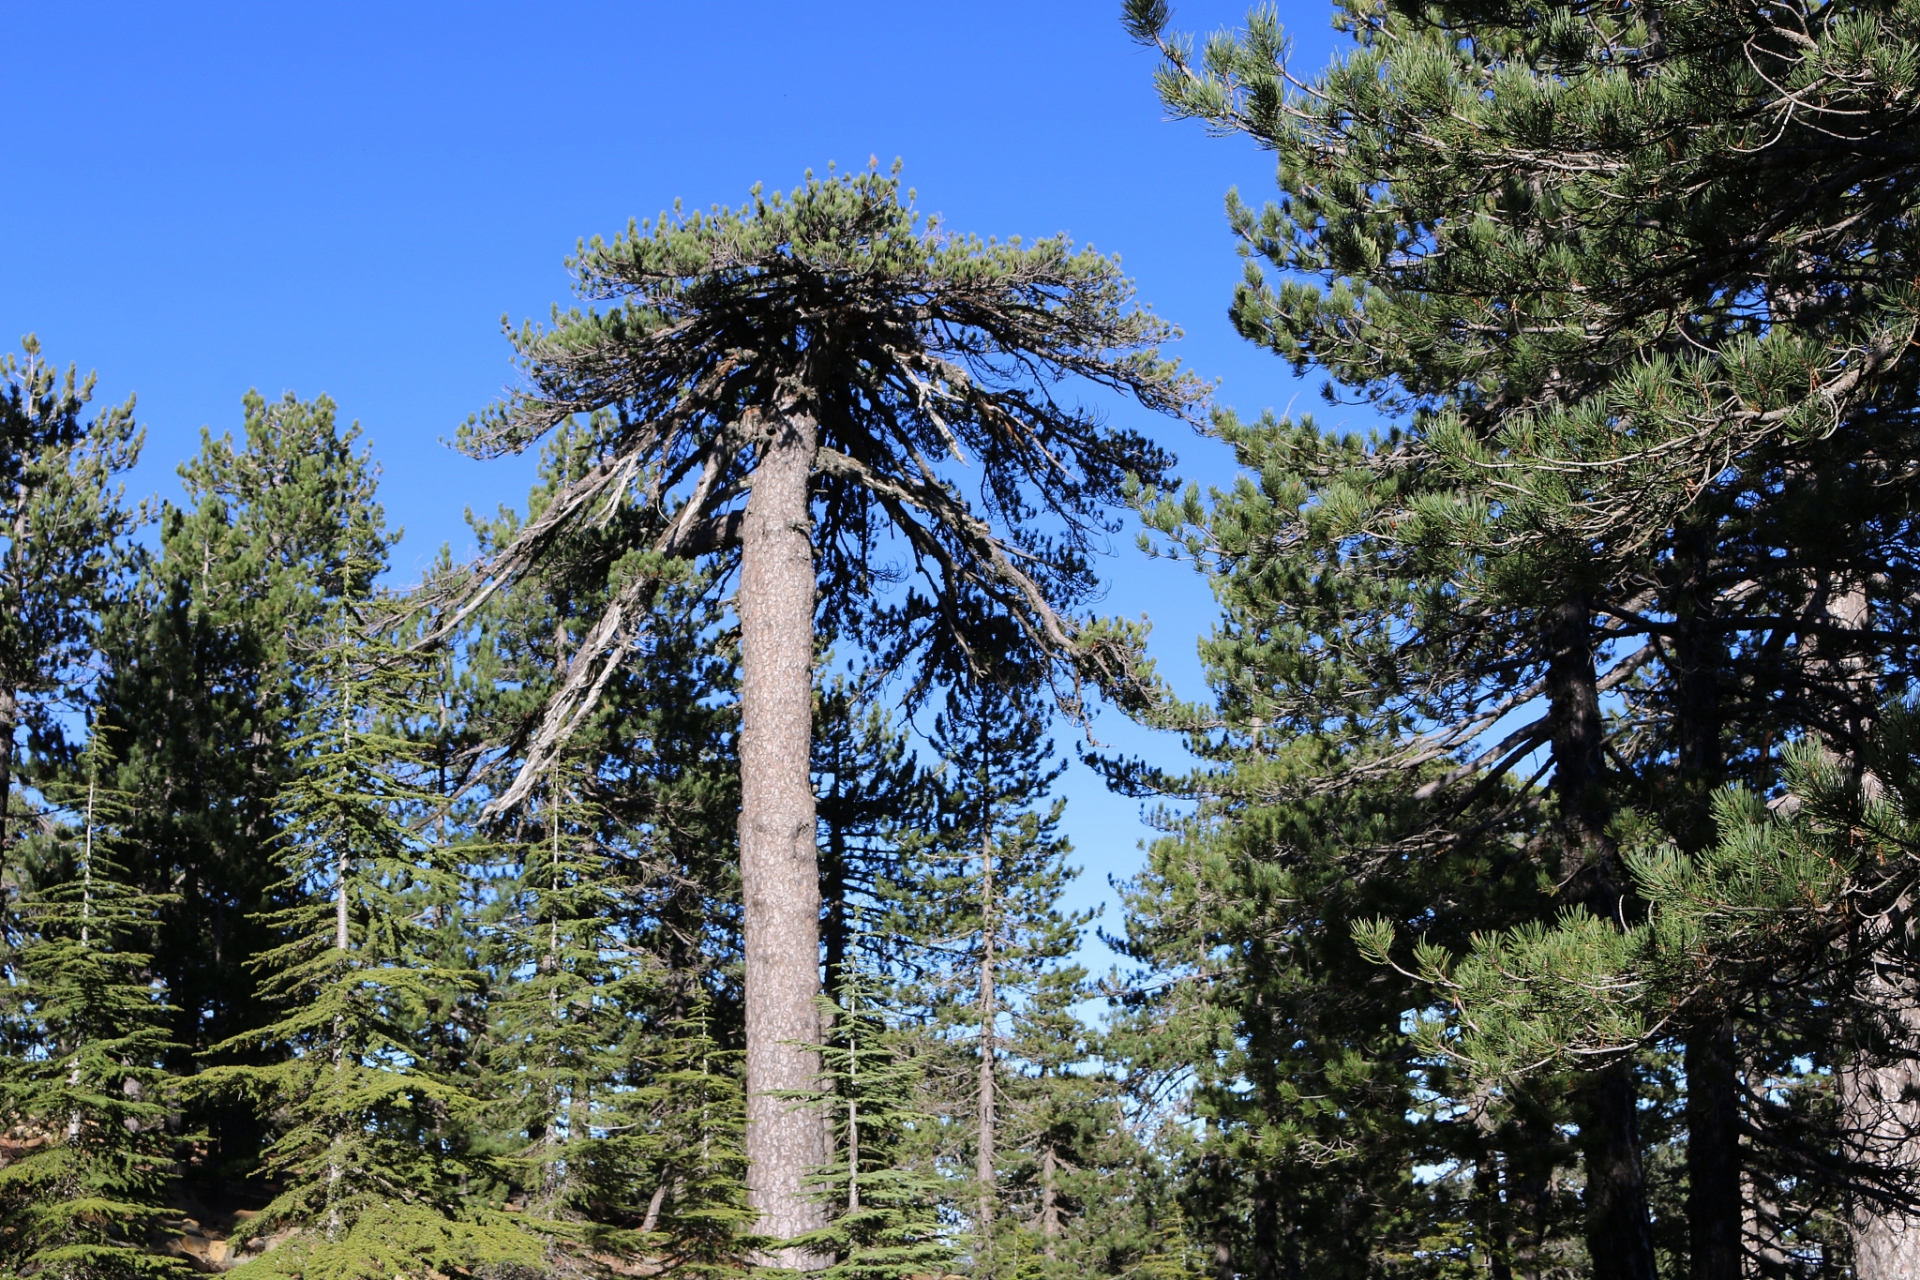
[0,739,187,1280]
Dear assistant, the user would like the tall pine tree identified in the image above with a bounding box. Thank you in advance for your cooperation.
[886,683,1086,1274]
[444,164,1200,1263]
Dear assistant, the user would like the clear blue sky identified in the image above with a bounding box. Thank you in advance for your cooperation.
[1,0,1375,958]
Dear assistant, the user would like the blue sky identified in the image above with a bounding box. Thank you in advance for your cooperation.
[1,0,1378,960]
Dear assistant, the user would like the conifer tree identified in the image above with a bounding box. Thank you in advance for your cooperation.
[793,950,951,1280]
[814,675,934,1005]
[91,391,397,1185]
[1389,708,1920,1276]
[993,953,1105,1278]
[0,735,186,1280]
[888,682,1085,1274]
[1108,716,1556,1277]
[1124,0,1920,1272]
[198,604,538,1279]
[598,1001,756,1279]
[483,750,651,1237]
[0,338,141,865]
[453,419,742,1012]
[445,164,1202,1260]
[1012,1089,1200,1280]
[452,423,750,1266]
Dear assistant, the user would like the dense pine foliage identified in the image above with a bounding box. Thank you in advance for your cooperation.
[11,3,1920,1272]
[1118,0,1920,1275]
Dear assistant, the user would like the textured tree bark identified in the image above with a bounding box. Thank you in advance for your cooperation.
[738,411,831,1268]
[1799,578,1920,1279]
[1843,979,1920,1279]
[1544,593,1658,1280]
[1040,1139,1060,1260]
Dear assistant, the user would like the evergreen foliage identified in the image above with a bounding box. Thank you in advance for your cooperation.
[795,957,950,1280]
[0,338,141,866]
[601,1003,755,1279]
[197,602,536,1278]
[53,47,1920,1273]
[453,420,743,1005]
[0,737,187,1280]
[452,161,1200,772]
[483,755,639,1229]
[814,676,933,1003]
[434,161,1201,1259]
[91,391,398,1186]
[886,684,1085,1265]
[1110,724,1565,1276]
[1119,0,1920,1273]
[445,424,758,1271]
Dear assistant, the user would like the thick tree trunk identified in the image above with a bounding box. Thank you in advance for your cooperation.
[1249,1174,1280,1280]
[1844,976,1920,1278]
[1544,594,1658,1280]
[738,411,830,1267]
[1686,1023,1741,1280]
[1800,577,1920,1278]
[1841,814,1920,1276]
[1503,1102,1559,1280]
[1582,1066,1656,1280]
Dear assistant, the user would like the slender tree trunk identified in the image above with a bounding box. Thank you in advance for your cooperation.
[1668,520,1743,1280]
[1472,1159,1515,1280]
[1040,1137,1060,1260]
[843,976,861,1213]
[738,411,830,1267]
[0,685,14,869]
[822,783,848,1005]
[1249,1174,1280,1280]
[1742,1142,1793,1275]
[1470,1108,1515,1280]
[643,1181,669,1234]
[977,827,998,1261]
[336,666,352,953]
[329,680,351,1241]
[1544,593,1658,1280]
[2,498,19,873]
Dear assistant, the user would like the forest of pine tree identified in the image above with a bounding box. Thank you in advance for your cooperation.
[8,2,1920,1276]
